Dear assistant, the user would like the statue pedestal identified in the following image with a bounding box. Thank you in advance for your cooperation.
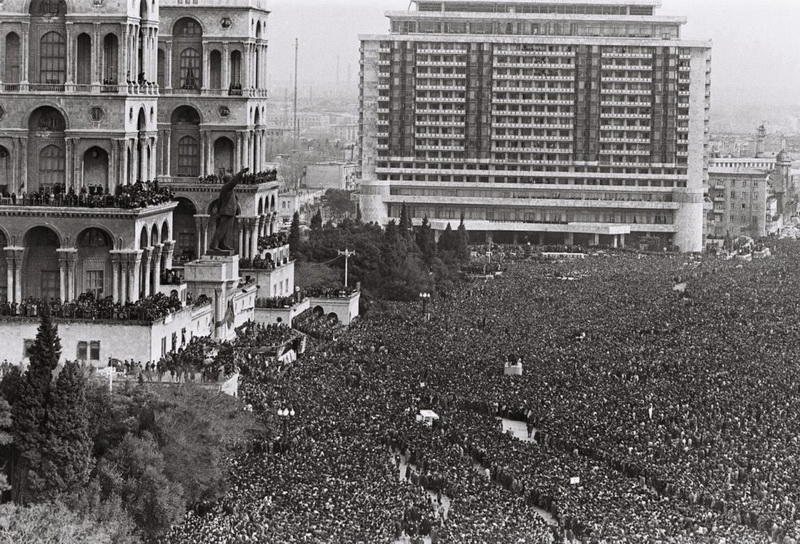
[184,255,240,339]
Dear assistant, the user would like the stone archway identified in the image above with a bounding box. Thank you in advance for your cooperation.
[170,106,201,178]
[174,197,198,263]
[27,106,67,192]
[83,146,109,191]
[76,227,112,299]
[213,136,234,175]
[23,226,60,300]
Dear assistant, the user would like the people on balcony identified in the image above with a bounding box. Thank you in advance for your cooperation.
[0,180,173,209]
[0,292,186,322]
[194,169,279,185]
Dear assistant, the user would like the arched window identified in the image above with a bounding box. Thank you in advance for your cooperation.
[177,136,199,177]
[174,18,202,37]
[103,34,119,85]
[229,50,241,88]
[4,33,20,85]
[39,145,65,190]
[40,31,66,85]
[209,50,221,89]
[76,33,91,85]
[179,48,200,89]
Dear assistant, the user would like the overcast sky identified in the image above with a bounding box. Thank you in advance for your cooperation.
[266,0,800,111]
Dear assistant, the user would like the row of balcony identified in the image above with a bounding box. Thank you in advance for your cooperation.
[0,82,267,97]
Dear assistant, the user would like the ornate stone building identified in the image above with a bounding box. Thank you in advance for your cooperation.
[0,0,277,305]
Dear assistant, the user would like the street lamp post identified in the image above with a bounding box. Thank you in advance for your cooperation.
[419,292,431,316]
[338,248,356,287]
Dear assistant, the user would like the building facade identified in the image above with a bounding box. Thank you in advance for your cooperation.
[707,166,768,241]
[359,0,712,251]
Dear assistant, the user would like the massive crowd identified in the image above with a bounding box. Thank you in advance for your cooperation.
[164,242,800,543]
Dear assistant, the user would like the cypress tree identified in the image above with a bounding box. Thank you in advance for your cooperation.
[310,209,323,231]
[398,202,411,233]
[41,361,92,498]
[438,223,454,253]
[288,211,301,257]
[416,216,435,263]
[11,305,60,503]
[355,203,362,224]
[456,213,470,262]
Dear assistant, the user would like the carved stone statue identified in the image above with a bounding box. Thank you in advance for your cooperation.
[208,171,241,255]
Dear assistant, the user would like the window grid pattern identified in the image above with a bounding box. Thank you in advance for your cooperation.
[177,136,199,176]
[179,47,201,89]
[40,31,66,84]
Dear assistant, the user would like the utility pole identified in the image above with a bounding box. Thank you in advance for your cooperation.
[338,249,356,288]
[293,38,299,149]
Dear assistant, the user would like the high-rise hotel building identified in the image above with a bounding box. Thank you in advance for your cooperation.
[358,0,711,251]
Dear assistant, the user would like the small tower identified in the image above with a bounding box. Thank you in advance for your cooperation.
[756,124,767,157]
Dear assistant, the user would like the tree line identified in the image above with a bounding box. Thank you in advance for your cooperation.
[289,203,470,301]
[0,307,262,542]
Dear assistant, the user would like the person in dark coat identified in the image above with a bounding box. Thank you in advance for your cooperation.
[209,171,241,252]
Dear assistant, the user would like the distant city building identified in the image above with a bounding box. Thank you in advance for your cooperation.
[707,166,768,240]
[359,0,712,251]
[305,161,357,191]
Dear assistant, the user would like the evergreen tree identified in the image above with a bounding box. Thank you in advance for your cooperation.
[355,203,362,224]
[398,202,411,234]
[288,211,301,257]
[384,219,399,246]
[11,305,61,503]
[310,209,323,231]
[415,216,436,263]
[456,213,470,262]
[438,223,454,253]
[41,361,92,498]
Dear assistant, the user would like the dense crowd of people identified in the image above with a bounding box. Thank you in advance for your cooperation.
[0,180,173,209]
[196,170,279,185]
[258,232,290,252]
[162,241,800,543]
[0,292,189,322]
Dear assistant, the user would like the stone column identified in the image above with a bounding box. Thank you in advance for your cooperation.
[164,41,173,90]
[57,250,68,301]
[236,222,244,256]
[129,251,142,303]
[249,218,259,260]
[591,233,600,246]
[222,43,230,90]
[150,136,157,180]
[194,215,209,258]
[20,28,29,88]
[119,255,128,304]
[141,247,152,298]
[199,130,206,177]
[242,224,250,260]
[163,129,172,177]
[66,250,78,301]
[91,23,101,85]
[5,254,13,303]
[619,233,626,248]
[110,252,120,303]
[138,136,148,182]
[163,240,175,269]
[13,250,22,304]
[233,132,242,173]
[151,244,163,294]
[65,22,74,85]
[565,233,574,246]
